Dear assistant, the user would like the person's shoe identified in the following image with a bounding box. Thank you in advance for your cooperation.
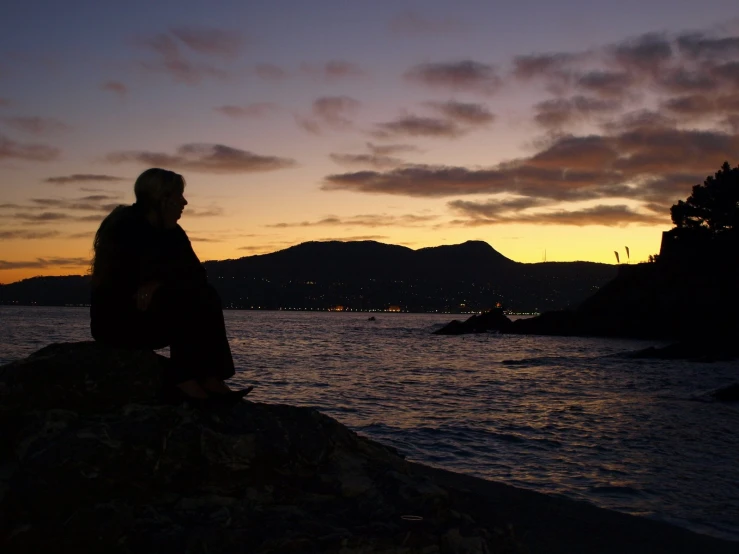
[209,386,254,403]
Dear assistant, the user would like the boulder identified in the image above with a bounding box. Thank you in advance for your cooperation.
[0,342,520,553]
[506,311,577,336]
[433,309,512,335]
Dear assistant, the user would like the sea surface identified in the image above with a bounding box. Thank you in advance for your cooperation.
[1,306,738,541]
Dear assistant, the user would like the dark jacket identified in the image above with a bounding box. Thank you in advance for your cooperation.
[90,204,207,342]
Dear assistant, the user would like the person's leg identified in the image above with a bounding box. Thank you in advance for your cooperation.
[155,284,238,394]
[91,299,212,401]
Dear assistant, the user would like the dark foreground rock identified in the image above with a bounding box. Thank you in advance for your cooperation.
[1,343,736,553]
[0,342,521,554]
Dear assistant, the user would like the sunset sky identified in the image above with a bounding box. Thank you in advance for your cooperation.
[2,1,738,283]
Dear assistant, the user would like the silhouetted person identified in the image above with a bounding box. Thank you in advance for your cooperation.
[90,168,251,404]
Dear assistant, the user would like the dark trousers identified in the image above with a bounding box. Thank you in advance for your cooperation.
[92,284,235,386]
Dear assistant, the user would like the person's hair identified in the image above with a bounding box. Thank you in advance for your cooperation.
[133,168,186,209]
[91,168,185,284]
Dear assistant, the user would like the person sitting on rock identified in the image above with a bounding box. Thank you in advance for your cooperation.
[89,167,252,405]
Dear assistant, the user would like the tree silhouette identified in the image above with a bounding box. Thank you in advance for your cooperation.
[670,161,739,236]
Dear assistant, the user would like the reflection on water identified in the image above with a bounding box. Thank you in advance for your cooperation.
[1,306,738,541]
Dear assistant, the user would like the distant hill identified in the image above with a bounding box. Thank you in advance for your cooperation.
[0,275,92,307]
[0,240,617,312]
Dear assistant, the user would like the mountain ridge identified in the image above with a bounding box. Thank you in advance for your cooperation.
[0,240,616,312]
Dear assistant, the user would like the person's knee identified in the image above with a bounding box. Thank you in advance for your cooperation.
[204,284,223,305]
[189,283,222,310]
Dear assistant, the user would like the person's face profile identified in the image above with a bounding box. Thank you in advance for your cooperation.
[161,191,187,227]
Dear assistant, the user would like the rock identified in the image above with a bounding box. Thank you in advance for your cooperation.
[0,342,521,553]
[433,309,512,335]
[711,383,739,402]
[624,340,739,362]
[506,310,577,336]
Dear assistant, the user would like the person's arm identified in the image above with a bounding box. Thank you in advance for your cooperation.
[136,226,207,288]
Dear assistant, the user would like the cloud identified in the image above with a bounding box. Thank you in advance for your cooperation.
[324,166,507,197]
[366,142,420,156]
[534,96,620,128]
[425,101,495,125]
[1,116,69,135]
[214,103,278,118]
[316,235,388,242]
[448,203,668,227]
[330,153,404,169]
[266,213,438,228]
[712,61,739,86]
[254,63,287,81]
[170,27,246,58]
[528,135,619,170]
[612,126,739,176]
[297,96,360,134]
[138,32,230,85]
[610,33,673,74]
[576,70,634,99]
[313,96,360,128]
[236,240,297,252]
[0,230,60,239]
[12,211,71,221]
[404,60,502,95]
[78,214,108,222]
[101,81,127,96]
[726,114,739,133]
[325,60,364,79]
[107,143,296,173]
[512,29,739,107]
[324,124,739,209]
[183,206,224,218]
[44,174,126,185]
[659,92,739,120]
[0,257,89,270]
[0,134,59,161]
[374,115,462,138]
[677,33,739,60]
[300,60,364,80]
[513,52,578,80]
[448,197,553,216]
[188,236,223,242]
[0,195,122,219]
[389,11,465,35]
[657,68,717,94]
[600,109,676,133]
[25,195,121,213]
[660,94,715,116]
[68,231,94,239]
[0,98,11,107]
[295,116,321,135]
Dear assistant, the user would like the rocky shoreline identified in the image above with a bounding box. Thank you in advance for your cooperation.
[1,342,736,553]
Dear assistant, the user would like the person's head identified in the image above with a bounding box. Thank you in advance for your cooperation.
[134,168,187,228]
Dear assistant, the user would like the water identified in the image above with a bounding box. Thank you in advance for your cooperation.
[1,306,738,541]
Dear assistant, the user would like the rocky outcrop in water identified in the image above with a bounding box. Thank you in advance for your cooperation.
[434,254,739,344]
[433,309,512,335]
[0,342,521,553]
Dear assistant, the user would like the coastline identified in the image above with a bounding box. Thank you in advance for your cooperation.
[408,462,738,553]
[1,341,737,552]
